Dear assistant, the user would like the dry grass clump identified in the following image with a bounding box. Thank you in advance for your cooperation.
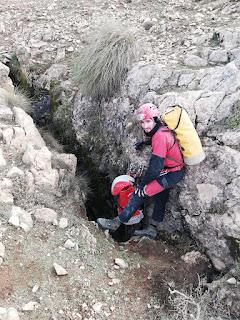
[2,87,32,113]
[165,277,231,320]
[73,19,136,100]
[73,173,92,203]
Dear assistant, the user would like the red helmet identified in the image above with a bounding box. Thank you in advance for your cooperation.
[135,103,159,121]
[111,175,135,196]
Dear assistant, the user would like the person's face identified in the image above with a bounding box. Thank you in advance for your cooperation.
[140,118,156,133]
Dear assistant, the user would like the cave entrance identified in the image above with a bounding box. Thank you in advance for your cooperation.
[3,53,139,242]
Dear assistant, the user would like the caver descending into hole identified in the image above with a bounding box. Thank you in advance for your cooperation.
[97,103,186,239]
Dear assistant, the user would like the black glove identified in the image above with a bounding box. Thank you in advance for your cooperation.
[134,141,147,151]
[134,187,146,198]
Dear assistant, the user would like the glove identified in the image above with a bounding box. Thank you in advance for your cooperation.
[134,141,146,151]
[134,187,146,198]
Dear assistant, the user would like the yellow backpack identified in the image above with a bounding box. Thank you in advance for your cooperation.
[161,106,206,165]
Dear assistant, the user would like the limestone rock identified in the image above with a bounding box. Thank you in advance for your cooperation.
[22,144,52,171]
[32,284,39,293]
[226,277,237,285]
[196,184,221,204]
[2,127,13,145]
[183,54,208,67]
[66,46,74,52]
[59,217,68,229]
[181,251,208,265]
[92,302,103,313]
[107,270,116,279]
[55,48,66,62]
[208,49,229,64]
[52,153,77,176]
[7,167,24,177]
[8,206,33,232]
[3,308,20,320]
[0,178,13,204]
[31,167,59,189]
[22,301,38,311]
[22,144,59,189]
[0,99,13,123]
[217,131,240,146]
[194,91,225,132]
[213,28,240,49]
[12,107,45,150]
[143,18,154,31]
[0,62,10,84]
[32,208,58,224]
[37,64,68,90]
[0,242,5,259]
[64,239,75,249]
[53,263,68,276]
[198,61,240,94]
[0,307,6,319]
[114,258,128,269]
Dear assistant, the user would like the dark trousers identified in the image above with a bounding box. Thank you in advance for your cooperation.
[119,169,185,224]
[151,188,170,225]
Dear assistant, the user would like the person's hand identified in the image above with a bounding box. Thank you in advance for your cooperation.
[134,187,146,197]
[134,141,146,151]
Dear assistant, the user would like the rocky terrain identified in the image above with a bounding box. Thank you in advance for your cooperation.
[0,0,240,319]
[0,64,220,320]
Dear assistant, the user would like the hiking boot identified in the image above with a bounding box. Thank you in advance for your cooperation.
[97,217,121,231]
[133,225,157,240]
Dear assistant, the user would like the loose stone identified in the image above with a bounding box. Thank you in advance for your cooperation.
[226,277,237,285]
[22,301,38,311]
[64,239,75,249]
[53,263,68,276]
[114,258,128,269]
[59,217,68,229]
[0,242,5,259]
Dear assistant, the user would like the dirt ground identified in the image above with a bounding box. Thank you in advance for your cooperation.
[0,201,211,320]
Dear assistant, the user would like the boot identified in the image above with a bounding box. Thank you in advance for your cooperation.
[97,216,121,231]
[133,224,157,240]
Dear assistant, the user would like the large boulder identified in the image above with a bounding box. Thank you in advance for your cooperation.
[73,29,240,271]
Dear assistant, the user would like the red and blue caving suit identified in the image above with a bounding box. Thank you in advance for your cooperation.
[118,121,185,226]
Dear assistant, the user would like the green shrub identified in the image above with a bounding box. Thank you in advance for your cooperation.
[73,19,136,100]
[51,98,76,146]
[226,102,240,129]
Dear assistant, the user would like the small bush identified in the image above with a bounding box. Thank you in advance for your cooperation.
[51,98,76,146]
[2,87,32,113]
[166,277,231,320]
[226,102,240,129]
[73,19,136,100]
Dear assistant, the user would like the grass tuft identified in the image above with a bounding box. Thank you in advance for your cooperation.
[73,19,136,100]
[165,277,231,320]
[2,87,32,113]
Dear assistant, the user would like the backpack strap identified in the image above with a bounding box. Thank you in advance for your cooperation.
[160,127,183,167]
[173,106,183,131]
